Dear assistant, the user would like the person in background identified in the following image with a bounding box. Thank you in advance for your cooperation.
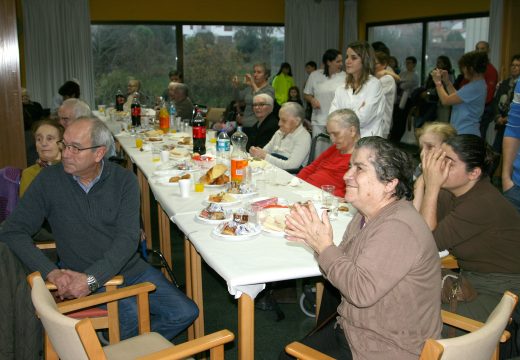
[123,79,148,111]
[374,51,397,138]
[1,117,199,341]
[22,88,44,166]
[388,56,400,74]
[491,54,520,153]
[165,81,178,104]
[414,134,520,323]
[287,86,303,105]
[502,80,520,213]
[304,49,346,140]
[330,41,385,137]
[249,102,311,171]
[20,120,64,196]
[232,63,275,138]
[285,136,441,360]
[173,83,194,121]
[304,61,318,120]
[432,51,487,136]
[246,94,279,150]
[297,109,360,198]
[371,40,390,55]
[272,62,295,106]
[58,98,91,129]
[389,56,420,143]
[161,70,183,100]
[51,79,81,115]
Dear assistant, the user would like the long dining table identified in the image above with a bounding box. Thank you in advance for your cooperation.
[105,119,354,359]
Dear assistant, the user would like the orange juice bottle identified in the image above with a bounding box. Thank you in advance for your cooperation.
[230,126,249,183]
[159,99,169,133]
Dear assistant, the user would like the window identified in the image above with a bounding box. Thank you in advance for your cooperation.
[91,24,284,108]
[368,15,488,84]
[91,24,177,107]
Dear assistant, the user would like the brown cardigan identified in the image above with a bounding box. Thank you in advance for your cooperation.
[319,199,442,360]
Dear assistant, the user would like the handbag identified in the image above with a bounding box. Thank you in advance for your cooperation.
[441,270,478,306]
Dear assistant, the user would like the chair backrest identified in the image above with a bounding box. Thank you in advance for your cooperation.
[28,273,89,360]
[436,291,518,360]
[307,133,331,165]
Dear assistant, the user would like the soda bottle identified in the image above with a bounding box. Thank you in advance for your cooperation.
[216,129,231,165]
[115,89,125,112]
[230,126,249,182]
[192,109,206,155]
[169,103,177,132]
[159,98,169,133]
[130,92,141,127]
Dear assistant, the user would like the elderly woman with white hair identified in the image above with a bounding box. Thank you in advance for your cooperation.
[246,93,279,150]
[249,102,311,171]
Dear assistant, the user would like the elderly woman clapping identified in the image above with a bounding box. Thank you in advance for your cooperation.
[284,137,441,360]
[249,102,311,171]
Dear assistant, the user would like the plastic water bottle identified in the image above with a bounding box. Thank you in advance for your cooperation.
[169,103,176,132]
[216,130,231,165]
[230,126,249,182]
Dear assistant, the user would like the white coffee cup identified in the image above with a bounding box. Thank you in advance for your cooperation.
[178,179,191,198]
[160,150,169,163]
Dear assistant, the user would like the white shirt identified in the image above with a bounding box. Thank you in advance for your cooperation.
[264,124,311,169]
[304,69,346,126]
[379,74,397,138]
[329,75,385,137]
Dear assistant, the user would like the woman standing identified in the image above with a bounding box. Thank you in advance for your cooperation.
[329,41,385,137]
[432,51,487,136]
[304,49,346,138]
[20,120,64,196]
[272,62,295,106]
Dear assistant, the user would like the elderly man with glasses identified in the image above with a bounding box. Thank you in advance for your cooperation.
[0,117,198,341]
[246,93,279,150]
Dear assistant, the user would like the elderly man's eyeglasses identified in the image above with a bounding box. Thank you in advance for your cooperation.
[57,140,103,154]
[252,103,269,108]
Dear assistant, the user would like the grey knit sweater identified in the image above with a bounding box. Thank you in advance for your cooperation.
[0,162,148,285]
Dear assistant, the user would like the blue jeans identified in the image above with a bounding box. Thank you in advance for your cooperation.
[115,266,199,340]
[504,184,520,214]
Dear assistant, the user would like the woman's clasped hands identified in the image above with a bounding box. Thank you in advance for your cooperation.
[421,147,452,190]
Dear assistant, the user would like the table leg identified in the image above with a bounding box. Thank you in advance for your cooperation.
[184,238,195,340]
[190,243,205,339]
[137,168,152,248]
[157,204,172,278]
[238,294,254,360]
[315,281,324,322]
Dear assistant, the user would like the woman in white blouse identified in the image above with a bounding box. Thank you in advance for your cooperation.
[249,102,311,171]
[329,41,385,137]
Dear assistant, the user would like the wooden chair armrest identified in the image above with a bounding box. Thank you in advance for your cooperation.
[441,310,511,342]
[440,254,459,269]
[285,341,335,360]
[57,282,156,314]
[45,275,124,291]
[35,240,56,250]
[137,330,235,360]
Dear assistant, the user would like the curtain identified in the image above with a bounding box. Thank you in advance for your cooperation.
[488,0,503,68]
[285,0,341,91]
[342,0,358,54]
[22,0,95,111]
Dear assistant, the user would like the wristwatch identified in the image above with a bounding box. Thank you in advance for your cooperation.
[86,274,99,293]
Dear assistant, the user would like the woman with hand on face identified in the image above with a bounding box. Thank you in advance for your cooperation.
[284,137,441,360]
[432,51,487,136]
[232,63,275,137]
[414,134,520,322]
[249,102,311,171]
[20,120,64,196]
[304,49,346,139]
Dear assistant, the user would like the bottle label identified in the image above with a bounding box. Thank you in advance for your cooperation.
[131,106,141,117]
[231,158,248,182]
[193,126,206,139]
[216,139,230,152]
[159,114,169,131]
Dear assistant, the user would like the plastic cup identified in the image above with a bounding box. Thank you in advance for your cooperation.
[178,179,191,198]
[321,185,335,207]
[151,146,161,162]
[97,104,106,114]
[160,150,169,163]
[135,137,143,149]
[194,182,204,192]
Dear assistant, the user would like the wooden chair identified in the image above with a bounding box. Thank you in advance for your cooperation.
[28,272,234,360]
[285,291,518,360]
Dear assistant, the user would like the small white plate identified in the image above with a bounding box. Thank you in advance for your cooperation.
[195,213,233,224]
[211,224,262,241]
[205,198,241,206]
[226,191,258,198]
[204,183,227,188]
[155,174,192,186]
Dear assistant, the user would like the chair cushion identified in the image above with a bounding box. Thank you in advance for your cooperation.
[68,307,108,319]
[104,332,194,360]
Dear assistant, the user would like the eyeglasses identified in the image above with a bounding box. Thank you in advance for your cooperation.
[252,103,269,108]
[57,140,103,154]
